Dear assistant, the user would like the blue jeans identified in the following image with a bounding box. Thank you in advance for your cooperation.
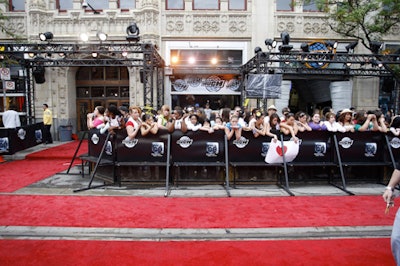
[392,208,400,265]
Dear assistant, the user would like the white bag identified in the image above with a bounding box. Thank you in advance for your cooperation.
[265,139,299,164]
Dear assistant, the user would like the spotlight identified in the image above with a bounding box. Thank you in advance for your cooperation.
[81,1,100,14]
[122,51,128,57]
[265,39,277,50]
[96,32,107,42]
[326,40,338,50]
[300,43,309,52]
[345,41,358,53]
[370,41,383,54]
[371,59,383,68]
[188,57,196,64]
[171,56,179,64]
[210,57,218,65]
[39,32,53,42]
[91,52,98,58]
[126,23,140,42]
[254,46,262,54]
[279,32,293,53]
[80,33,89,42]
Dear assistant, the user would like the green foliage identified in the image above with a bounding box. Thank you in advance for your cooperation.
[302,0,400,52]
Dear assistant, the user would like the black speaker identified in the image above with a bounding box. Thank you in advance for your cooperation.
[33,66,45,84]
[140,69,144,83]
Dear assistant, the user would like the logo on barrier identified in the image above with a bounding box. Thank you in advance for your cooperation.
[177,136,193,148]
[151,142,164,157]
[365,142,377,157]
[233,136,249,148]
[91,134,100,145]
[0,137,9,152]
[339,137,353,148]
[35,129,42,143]
[390,137,400,149]
[206,142,219,157]
[122,137,138,148]
[105,141,112,156]
[261,142,270,157]
[17,128,26,140]
[314,142,326,157]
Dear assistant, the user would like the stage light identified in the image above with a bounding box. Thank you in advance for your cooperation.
[171,56,179,64]
[279,32,293,53]
[188,56,196,64]
[326,40,338,50]
[80,33,89,42]
[39,32,53,42]
[210,57,218,65]
[370,41,383,54]
[371,59,383,68]
[265,39,277,50]
[81,1,100,14]
[126,23,140,42]
[345,41,358,53]
[122,51,128,57]
[91,52,98,58]
[97,32,107,42]
[300,43,309,52]
[254,46,262,54]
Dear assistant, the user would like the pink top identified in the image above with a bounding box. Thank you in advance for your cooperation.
[93,117,104,128]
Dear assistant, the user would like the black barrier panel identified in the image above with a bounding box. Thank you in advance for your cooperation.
[334,131,386,163]
[171,130,226,163]
[292,131,334,163]
[0,123,43,155]
[115,129,169,163]
[87,129,114,161]
[228,130,273,163]
[386,132,400,168]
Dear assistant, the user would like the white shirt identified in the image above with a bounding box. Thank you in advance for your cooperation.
[2,110,21,128]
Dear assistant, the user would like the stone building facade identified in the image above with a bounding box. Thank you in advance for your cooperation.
[0,0,399,137]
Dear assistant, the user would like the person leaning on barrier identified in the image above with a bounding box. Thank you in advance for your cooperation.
[224,114,242,141]
[337,109,355,132]
[141,113,158,136]
[323,112,346,132]
[265,113,280,141]
[383,169,400,265]
[199,118,214,134]
[249,111,266,138]
[280,113,299,143]
[126,106,142,140]
[100,105,124,135]
[353,110,380,132]
[295,111,312,132]
[308,112,327,131]
[372,109,388,133]
[170,106,187,133]
[157,104,174,132]
[186,114,202,131]
[390,116,400,136]
[87,106,105,130]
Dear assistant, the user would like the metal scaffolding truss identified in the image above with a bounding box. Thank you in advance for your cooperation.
[0,42,165,110]
[242,51,400,79]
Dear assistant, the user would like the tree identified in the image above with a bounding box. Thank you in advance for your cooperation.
[306,0,400,52]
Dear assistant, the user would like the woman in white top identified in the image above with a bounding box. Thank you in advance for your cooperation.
[323,112,346,132]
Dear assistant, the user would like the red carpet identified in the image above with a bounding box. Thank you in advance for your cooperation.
[0,238,394,266]
[0,195,395,228]
[0,141,87,192]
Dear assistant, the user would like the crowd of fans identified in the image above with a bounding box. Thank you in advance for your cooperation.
[86,103,398,141]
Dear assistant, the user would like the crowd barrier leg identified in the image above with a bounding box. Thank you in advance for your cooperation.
[164,135,171,197]
[278,135,294,196]
[65,131,88,175]
[74,132,114,193]
[330,134,354,195]
[224,135,231,197]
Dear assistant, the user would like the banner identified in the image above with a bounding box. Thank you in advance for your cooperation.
[265,139,299,164]
[171,75,241,95]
